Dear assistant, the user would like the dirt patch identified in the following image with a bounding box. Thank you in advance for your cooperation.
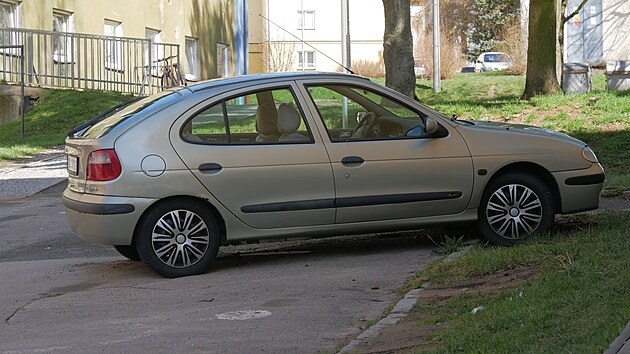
[346,267,538,354]
[487,84,496,99]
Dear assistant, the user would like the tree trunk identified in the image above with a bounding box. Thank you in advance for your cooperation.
[382,0,416,99]
[522,0,562,99]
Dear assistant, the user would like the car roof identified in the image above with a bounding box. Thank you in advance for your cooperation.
[182,71,370,93]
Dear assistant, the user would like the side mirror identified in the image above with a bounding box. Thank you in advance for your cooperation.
[425,117,439,136]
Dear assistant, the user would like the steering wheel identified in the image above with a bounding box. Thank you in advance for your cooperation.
[351,112,377,138]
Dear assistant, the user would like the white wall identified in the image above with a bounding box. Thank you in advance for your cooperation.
[602,0,630,61]
[264,0,384,72]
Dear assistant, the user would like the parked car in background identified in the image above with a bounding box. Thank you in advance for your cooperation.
[476,52,513,72]
[63,72,604,277]
[414,59,427,78]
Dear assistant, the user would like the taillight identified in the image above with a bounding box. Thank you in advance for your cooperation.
[87,149,122,181]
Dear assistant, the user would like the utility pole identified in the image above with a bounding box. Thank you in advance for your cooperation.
[432,0,441,93]
[341,0,351,71]
[301,0,305,71]
[341,0,351,128]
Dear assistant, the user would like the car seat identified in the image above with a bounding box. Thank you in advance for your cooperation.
[277,103,309,142]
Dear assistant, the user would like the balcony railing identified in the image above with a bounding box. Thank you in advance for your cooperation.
[0,27,181,95]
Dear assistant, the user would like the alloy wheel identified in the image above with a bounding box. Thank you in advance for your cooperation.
[485,184,543,239]
[151,209,210,268]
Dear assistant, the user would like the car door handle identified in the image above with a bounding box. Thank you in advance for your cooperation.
[341,156,364,166]
[199,163,223,173]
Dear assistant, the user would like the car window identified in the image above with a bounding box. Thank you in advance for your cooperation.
[305,84,428,142]
[79,91,177,139]
[183,88,313,144]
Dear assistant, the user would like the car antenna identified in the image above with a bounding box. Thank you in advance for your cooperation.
[258,13,355,75]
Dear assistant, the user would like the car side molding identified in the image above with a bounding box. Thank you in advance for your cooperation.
[241,191,463,214]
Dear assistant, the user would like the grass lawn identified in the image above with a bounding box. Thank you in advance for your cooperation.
[0,88,134,161]
[402,211,630,353]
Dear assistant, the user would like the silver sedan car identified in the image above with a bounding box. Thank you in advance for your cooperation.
[63,72,604,277]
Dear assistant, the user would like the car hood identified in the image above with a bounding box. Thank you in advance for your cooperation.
[459,120,583,145]
[453,119,593,171]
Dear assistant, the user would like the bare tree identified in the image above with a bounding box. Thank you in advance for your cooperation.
[382,0,416,99]
[558,0,589,81]
[262,40,296,73]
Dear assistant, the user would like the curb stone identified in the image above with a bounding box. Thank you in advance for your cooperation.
[338,241,477,353]
[604,321,630,354]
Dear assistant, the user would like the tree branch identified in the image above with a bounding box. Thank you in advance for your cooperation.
[562,0,589,24]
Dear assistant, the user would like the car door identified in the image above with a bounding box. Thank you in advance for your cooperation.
[297,80,474,224]
[170,83,335,229]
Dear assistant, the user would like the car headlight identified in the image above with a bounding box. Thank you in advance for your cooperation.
[582,146,599,163]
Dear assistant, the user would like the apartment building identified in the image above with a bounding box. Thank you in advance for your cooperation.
[0,0,246,93]
[248,0,386,73]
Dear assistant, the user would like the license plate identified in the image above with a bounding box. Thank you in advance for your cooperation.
[67,155,79,176]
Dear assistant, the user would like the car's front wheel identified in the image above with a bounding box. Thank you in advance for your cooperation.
[478,174,555,246]
[136,199,220,277]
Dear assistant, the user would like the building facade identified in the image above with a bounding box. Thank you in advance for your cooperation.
[248,0,386,74]
[0,0,245,93]
[564,0,629,64]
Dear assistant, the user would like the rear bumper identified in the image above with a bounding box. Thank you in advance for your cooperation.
[553,163,605,214]
[63,188,155,245]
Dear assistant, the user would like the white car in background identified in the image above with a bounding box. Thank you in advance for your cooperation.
[476,52,513,72]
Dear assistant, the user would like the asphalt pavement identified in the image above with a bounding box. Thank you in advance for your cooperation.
[0,146,630,354]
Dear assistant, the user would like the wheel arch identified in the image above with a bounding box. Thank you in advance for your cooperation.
[485,162,561,213]
[131,195,228,246]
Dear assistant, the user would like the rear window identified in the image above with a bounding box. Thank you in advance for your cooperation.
[78,91,177,139]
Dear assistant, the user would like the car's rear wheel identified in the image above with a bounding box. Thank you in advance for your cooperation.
[113,245,141,261]
[136,200,220,277]
[478,174,555,246]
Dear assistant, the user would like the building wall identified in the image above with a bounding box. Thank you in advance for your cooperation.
[13,0,237,80]
[602,0,630,61]
[248,0,385,73]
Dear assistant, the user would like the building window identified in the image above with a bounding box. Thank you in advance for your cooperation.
[298,51,315,70]
[185,37,199,81]
[217,43,229,78]
[0,1,21,54]
[52,10,73,63]
[104,20,123,71]
[297,10,315,30]
[145,28,162,75]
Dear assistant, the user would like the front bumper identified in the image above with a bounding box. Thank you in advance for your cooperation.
[553,163,605,214]
[63,188,156,245]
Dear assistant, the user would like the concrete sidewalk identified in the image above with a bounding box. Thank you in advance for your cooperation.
[0,146,67,200]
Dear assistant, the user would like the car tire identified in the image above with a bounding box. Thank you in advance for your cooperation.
[478,173,555,246]
[136,199,220,278]
[113,245,141,261]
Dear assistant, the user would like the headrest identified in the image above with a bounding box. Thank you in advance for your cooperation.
[277,103,301,134]
[256,104,277,135]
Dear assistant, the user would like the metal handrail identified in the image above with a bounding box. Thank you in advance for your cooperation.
[0,27,180,95]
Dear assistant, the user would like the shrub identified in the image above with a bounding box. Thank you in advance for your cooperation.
[349,52,386,78]
[416,29,465,80]
[496,20,526,75]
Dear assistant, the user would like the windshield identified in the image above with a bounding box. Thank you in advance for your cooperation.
[78,91,176,139]
[484,53,510,63]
